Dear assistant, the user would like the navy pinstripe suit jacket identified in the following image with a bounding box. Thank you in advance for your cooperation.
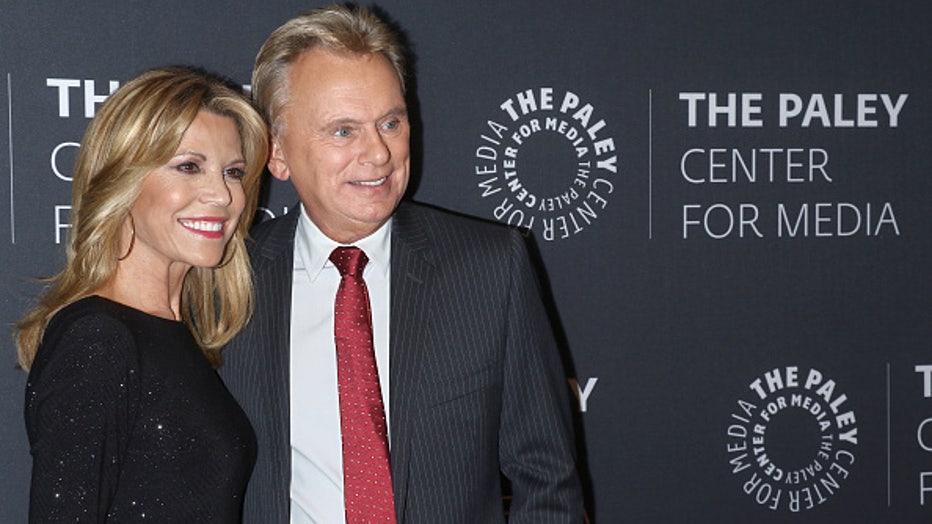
[220,201,582,523]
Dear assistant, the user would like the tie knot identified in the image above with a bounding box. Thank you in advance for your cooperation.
[330,246,368,277]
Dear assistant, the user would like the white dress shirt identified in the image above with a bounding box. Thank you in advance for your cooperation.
[289,206,392,524]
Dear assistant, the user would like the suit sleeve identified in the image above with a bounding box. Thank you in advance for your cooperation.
[25,316,138,523]
[498,230,584,523]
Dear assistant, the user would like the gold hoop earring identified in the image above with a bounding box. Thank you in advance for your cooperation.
[216,236,238,269]
[117,213,136,261]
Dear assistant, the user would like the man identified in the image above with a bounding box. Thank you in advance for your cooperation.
[221,5,583,523]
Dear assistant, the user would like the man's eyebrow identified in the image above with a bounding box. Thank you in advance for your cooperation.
[384,106,408,118]
[325,117,362,127]
[321,107,408,127]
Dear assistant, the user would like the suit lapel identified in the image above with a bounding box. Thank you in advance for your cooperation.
[388,203,435,523]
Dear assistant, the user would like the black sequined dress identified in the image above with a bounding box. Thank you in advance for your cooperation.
[25,295,257,522]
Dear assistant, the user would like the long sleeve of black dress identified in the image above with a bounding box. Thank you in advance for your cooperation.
[26,303,138,521]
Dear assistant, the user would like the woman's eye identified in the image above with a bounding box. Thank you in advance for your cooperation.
[224,167,246,180]
[176,161,200,174]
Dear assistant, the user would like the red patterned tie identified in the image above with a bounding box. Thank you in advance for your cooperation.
[330,246,396,523]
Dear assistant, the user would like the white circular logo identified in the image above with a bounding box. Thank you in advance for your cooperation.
[472,87,619,241]
[725,366,858,512]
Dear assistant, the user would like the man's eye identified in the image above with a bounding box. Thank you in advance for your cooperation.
[224,167,246,180]
[383,120,399,131]
[334,127,352,137]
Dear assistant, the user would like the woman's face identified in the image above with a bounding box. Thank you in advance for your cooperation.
[128,110,246,271]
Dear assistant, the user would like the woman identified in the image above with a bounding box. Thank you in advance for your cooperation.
[16,66,268,522]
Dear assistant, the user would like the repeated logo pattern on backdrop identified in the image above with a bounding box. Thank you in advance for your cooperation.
[473,87,619,241]
[726,366,858,513]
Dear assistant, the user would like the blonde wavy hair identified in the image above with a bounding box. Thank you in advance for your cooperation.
[16,66,269,370]
[252,3,407,136]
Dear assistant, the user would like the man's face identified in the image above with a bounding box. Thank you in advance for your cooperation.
[269,48,410,244]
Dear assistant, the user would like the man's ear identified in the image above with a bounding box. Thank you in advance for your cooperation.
[267,139,290,182]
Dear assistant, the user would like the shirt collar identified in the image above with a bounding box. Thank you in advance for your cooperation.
[294,204,392,282]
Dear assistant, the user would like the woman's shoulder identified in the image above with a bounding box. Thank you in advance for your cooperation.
[34,296,139,375]
[47,294,134,335]
[25,296,144,454]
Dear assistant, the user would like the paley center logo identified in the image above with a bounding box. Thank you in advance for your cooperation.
[472,87,619,241]
[726,365,858,512]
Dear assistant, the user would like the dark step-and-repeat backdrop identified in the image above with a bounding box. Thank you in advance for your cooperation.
[1,2,929,522]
